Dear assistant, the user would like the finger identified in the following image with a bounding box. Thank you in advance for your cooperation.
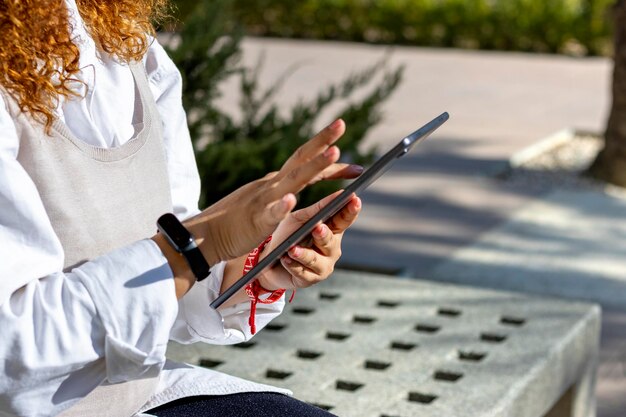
[291,189,343,224]
[262,193,297,230]
[270,145,341,200]
[280,255,328,288]
[327,196,361,233]
[279,119,346,177]
[286,245,325,275]
[279,257,320,288]
[307,163,363,184]
[310,223,335,256]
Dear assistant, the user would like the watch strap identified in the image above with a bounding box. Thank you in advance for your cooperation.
[157,213,211,282]
[183,244,211,282]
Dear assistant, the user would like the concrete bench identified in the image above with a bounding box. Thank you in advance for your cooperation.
[167,271,600,417]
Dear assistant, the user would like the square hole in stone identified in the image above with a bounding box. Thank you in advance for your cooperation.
[353,315,377,324]
[336,380,364,392]
[390,341,417,351]
[500,316,526,327]
[415,324,441,334]
[438,308,461,317]
[377,300,400,308]
[326,331,351,341]
[458,350,487,362]
[309,403,334,411]
[199,358,223,369]
[232,341,256,349]
[265,369,293,380]
[265,323,287,332]
[297,349,323,360]
[292,307,315,315]
[480,332,507,343]
[434,370,463,382]
[408,392,438,404]
[365,360,392,371]
[319,292,341,301]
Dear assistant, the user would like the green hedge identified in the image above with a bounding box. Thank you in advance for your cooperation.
[174,0,615,56]
[167,0,403,208]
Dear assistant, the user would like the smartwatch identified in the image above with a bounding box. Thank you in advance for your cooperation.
[157,213,211,281]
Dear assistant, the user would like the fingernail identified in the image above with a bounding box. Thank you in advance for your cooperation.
[349,198,361,214]
[329,119,342,130]
[283,257,293,265]
[281,194,293,211]
[323,146,337,158]
[314,225,327,238]
[353,165,364,174]
[291,247,302,257]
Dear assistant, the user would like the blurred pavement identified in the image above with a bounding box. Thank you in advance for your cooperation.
[429,187,626,417]
[221,37,611,277]
[220,38,623,416]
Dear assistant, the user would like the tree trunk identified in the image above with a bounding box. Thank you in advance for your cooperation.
[589,0,626,185]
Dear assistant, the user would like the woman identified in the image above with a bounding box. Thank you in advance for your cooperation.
[0,0,362,416]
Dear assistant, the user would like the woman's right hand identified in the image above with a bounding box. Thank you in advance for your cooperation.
[155,119,362,297]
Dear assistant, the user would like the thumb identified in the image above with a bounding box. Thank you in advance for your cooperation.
[291,190,345,223]
[264,193,297,229]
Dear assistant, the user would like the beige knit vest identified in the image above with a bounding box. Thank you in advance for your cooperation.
[5,62,173,416]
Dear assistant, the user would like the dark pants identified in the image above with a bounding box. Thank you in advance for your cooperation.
[146,392,337,417]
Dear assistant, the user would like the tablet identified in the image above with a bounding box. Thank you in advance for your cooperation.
[210,112,449,309]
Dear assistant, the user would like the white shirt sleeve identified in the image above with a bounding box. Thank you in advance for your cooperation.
[0,100,179,416]
[144,39,285,345]
[169,262,286,345]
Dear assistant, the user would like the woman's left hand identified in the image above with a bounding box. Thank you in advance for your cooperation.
[258,191,362,290]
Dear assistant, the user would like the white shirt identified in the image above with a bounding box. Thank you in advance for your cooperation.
[0,1,286,416]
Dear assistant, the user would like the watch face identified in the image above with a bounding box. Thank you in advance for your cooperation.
[157,213,192,248]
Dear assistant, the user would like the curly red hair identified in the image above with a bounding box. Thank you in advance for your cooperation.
[0,0,168,129]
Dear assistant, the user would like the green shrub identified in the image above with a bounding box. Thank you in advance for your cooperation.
[166,0,404,208]
[174,0,614,56]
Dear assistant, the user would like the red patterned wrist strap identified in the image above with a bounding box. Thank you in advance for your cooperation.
[243,236,295,334]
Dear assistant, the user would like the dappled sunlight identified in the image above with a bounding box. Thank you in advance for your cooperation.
[430,188,626,309]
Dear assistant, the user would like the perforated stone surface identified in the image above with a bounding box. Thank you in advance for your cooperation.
[167,271,600,417]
